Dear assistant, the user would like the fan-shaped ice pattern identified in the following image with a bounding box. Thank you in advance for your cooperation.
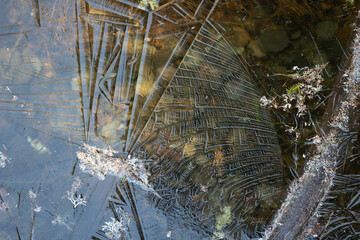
[0,0,283,239]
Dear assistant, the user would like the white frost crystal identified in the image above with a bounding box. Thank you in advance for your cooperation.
[0,152,9,168]
[29,189,37,199]
[34,205,41,212]
[102,217,129,239]
[67,177,87,208]
[67,191,87,208]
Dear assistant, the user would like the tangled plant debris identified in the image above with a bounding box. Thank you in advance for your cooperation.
[260,63,326,143]
[76,144,159,197]
[265,24,360,239]
[260,64,326,117]
[260,64,327,170]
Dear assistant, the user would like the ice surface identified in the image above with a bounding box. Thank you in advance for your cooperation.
[0,0,283,239]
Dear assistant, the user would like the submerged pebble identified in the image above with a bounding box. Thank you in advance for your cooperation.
[248,40,267,58]
[316,21,336,39]
[259,30,289,53]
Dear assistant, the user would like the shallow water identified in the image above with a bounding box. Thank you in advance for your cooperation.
[0,0,359,239]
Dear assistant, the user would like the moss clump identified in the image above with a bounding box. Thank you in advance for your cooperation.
[212,206,232,239]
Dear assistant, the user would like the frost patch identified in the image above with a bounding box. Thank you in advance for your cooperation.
[52,215,73,231]
[260,64,326,117]
[77,144,159,197]
[102,215,130,240]
[29,189,37,199]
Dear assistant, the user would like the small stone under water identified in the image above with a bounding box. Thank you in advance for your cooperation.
[259,30,289,53]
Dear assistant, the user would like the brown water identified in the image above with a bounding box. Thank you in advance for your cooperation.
[0,0,359,239]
